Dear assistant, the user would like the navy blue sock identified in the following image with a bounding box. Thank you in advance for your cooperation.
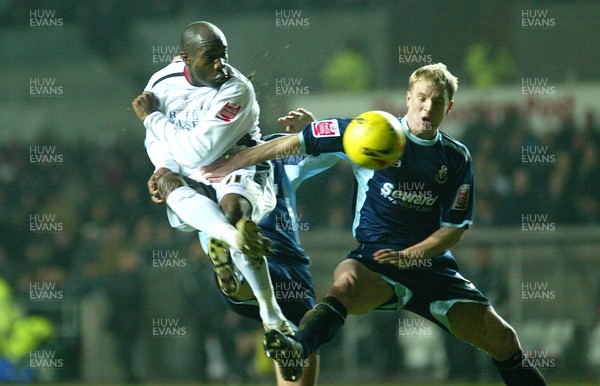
[493,348,547,386]
[294,296,347,357]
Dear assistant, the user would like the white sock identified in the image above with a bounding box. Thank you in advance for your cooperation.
[166,186,240,249]
[231,250,286,325]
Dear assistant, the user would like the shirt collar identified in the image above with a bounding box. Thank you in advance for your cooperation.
[400,116,440,146]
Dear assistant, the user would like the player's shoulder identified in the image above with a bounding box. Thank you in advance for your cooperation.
[439,131,472,163]
[146,61,186,90]
[220,65,255,97]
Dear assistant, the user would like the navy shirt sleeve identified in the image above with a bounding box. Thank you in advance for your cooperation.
[440,150,474,229]
[299,118,353,156]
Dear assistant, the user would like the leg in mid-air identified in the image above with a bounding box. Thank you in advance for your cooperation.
[447,302,547,386]
[264,259,396,381]
[207,237,322,386]
[155,172,256,251]
[212,168,290,331]
[156,171,288,329]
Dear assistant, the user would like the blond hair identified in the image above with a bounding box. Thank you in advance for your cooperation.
[408,63,458,101]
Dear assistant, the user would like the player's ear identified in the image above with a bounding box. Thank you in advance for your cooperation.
[180,52,190,64]
[406,90,411,106]
[446,100,454,114]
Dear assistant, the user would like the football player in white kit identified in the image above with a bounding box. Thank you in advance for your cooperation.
[131,21,290,333]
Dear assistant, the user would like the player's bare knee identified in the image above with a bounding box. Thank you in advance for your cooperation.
[220,193,252,224]
[493,323,519,353]
[157,172,186,200]
[330,272,360,305]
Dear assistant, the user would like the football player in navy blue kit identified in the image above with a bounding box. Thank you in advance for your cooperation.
[203,63,546,385]
[199,118,342,385]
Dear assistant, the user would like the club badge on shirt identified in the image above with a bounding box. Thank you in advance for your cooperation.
[311,120,340,137]
[216,101,242,122]
[452,184,471,210]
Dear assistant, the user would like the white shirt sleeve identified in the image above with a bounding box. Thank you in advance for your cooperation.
[143,79,258,166]
[143,65,181,172]
[144,130,180,173]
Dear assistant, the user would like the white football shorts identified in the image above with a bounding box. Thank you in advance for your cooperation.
[165,162,275,232]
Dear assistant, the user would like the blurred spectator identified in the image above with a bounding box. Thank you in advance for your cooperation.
[464,42,516,88]
[573,142,600,223]
[105,248,143,383]
[546,169,575,225]
[322,41,372,92]
[494,168,538,226]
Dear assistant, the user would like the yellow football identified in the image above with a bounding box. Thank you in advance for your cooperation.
[342,110,405,170]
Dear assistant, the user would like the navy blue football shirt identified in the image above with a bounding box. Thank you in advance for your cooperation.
[299,116,474,251]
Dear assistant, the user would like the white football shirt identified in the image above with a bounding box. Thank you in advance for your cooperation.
[143,61,261,177]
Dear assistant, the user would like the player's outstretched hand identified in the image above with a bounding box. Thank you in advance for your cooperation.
[201,153,240,183]
[131,91,158,122]
[147,167,171,204]
[277,108,315,133]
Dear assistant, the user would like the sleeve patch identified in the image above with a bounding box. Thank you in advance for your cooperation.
[311,120,340,137]
[452,184,471,210]
[216,101,242,122]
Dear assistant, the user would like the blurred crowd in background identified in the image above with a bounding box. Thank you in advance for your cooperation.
[1,101,599,382]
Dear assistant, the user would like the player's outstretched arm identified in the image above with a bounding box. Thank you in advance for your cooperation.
[202,134,304,182]
[373,226,465,266]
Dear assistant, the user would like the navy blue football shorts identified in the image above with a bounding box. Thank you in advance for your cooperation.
[348,246,490,333]
[219,257,316,329]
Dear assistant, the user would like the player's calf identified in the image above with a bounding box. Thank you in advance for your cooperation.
[448,303,519,358]
[448,303,547,385]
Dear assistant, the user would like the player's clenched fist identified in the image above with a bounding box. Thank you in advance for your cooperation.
[131,91,158,121]
[147,167,171,204]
